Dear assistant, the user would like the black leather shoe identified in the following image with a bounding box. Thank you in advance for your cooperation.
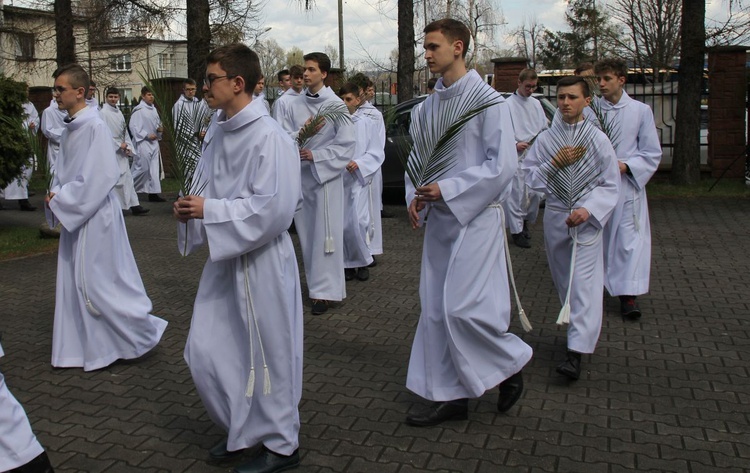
[367,256,377,267]
[344,268,356,281]
[130,205,150,216]
[405,400,468,427]
[148,193,167,202]
[556,351,582,380]
[232,447,299,473]
[9,451,54,473]
[356,267,369,281]
[511,232,531,248]
[311,299,328,315]
[497,371,524,412]
[619,296,642,320]
[209,438,245,461]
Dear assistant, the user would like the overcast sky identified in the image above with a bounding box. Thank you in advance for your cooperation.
[8,0,739,69]
[262,0,736,70]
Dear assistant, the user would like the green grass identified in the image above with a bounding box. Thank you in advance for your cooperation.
[647,177,750,198]
[0,226,58,261]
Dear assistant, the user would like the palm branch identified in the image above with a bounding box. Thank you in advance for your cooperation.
[538,118,604,325]
[401,81,502,189]
[297,102,351,148]
[139,68,210,256]
[540,119,603,214]
[582,76,620,147]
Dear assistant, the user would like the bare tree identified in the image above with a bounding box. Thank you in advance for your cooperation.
[513,14,544,68]
[397,0,415,102]
[609,0,681,79]
[255,38,286,84]
[450,0,505,67]
[671,0,705,185]
[706,0,750,45]
[324,44,339,65]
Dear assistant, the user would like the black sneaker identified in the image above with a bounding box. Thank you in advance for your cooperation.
[511,232,531,249]
[311,299,328,315]
[619,296,642,320]
[556,351,581,380]
[356,267,369,281]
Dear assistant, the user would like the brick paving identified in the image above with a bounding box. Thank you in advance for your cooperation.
[1,194,749,472]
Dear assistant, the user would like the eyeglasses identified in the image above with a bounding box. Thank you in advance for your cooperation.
[203,75,237,88]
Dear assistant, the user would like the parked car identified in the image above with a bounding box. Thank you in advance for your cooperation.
[382,93,556,192]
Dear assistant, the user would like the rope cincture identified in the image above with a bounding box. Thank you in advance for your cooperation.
[80,222,101,317]
[496,203,532,332]
[323,182,334,254]
[242,254,271,397]
[556,222,601,325]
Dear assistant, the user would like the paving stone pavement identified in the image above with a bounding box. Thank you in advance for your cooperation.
[1,194,749,473]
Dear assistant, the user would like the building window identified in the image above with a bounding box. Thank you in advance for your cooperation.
[15,32,35,61]
[109,54,132,72]
[157,53,174,73]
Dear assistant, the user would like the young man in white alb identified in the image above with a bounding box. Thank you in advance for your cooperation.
[45,64,166,371]
[277,52,355,316]
[595,58,662,320]
[99,87,149,216]
[503,68,548,248]
[404,19,532,427]
[523,75,620,379]
[129,86,166,202]
[174,43,303,473]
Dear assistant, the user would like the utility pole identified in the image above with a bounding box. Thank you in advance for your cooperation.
[338,0,344,69]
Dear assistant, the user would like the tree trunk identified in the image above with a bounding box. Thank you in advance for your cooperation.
[54,0,76,67]
[671,0,705,185]
[186,0,211,83]
[397,0,415,103]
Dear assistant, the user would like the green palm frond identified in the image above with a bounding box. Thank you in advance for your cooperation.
[401,81,501,189]
[582,76,620,147]
[138,68,210,197]
[297,102,352,148]
[539,119,603,213]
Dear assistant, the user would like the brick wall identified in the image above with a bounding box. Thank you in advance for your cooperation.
[707,46,747,178]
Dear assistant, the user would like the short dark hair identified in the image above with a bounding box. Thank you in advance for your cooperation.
[574,62,594,75]
[53,64,90,91]
[338,82,360,97]
[289,65,304,78]
[303,52,331,74]
[141,86,152,95]
[277,69,290,81]
[427,77,438,90]
[105,87,120,96]
[206,43,261,93]
[90,80,97,87]
[556,76,591,98]
[184,78,197,87]
[424,18,471,58]
[594,58,628,78]
[348,72,372,91]
[518,68,538,82]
